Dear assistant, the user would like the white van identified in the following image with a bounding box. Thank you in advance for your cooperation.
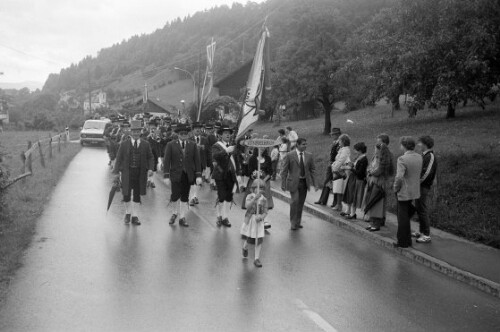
[80,119,111,146]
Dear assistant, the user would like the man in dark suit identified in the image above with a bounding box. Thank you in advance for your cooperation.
[211,125,241,227]
[113,120,154,226]
[281,138,318,230]
[315,127,341,206]
[163,121,202,227]
[189,122,209,206]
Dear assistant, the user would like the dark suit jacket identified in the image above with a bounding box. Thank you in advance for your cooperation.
[163,140,201,184]
[281,150,316,192]
[211,141,240,181]
[113,139,154,195]
[190,135,209,169]
[206,134,218,165]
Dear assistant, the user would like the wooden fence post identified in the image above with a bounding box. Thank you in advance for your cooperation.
[38,141,45,167]
[58,135,61,153]
[20,151,26,183]
[48,134,53,159]
[27,141,33,174]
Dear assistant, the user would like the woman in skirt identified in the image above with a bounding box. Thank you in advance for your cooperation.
[342,142,368,219]
[241,179,268,268]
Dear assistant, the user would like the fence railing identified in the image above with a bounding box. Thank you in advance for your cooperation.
[1,131,70,190]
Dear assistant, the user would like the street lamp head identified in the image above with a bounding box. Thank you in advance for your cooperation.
[174,67,179,70]
[180,100,185,104]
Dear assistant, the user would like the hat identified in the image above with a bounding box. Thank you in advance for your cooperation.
[330,127,341,136]
[204,122,214,130]
[175,122,191,133]
[214,121,222,129]
[130,120,142,131]
[217,125,234,135]
[192,122,203,129]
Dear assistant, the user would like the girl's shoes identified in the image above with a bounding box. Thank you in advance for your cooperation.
[339,212,348,216]
[242,248,248,258]
[254,259,262,268]
[345,214,357,220]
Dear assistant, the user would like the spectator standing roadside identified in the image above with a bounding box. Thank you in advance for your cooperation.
[365,134,395,232]
[331,134,351,212]
[315,128,341,206]
[410,136,437,243]
[393,136,423,248]
[281,138,318,230]
[285,126,298,150]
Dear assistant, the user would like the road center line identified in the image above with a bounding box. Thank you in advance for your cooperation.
[294,299,338,332]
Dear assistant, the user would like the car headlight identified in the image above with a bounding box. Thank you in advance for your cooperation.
[81,134,86,138]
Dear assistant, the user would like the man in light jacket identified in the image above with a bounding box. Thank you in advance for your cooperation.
[281,138,318,230]
[393,136,423,248]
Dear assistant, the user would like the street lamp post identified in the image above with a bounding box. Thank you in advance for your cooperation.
[174,67,196,106]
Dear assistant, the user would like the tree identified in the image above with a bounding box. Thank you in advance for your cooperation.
[341,0,500,118]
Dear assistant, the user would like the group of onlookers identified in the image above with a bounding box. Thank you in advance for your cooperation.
[315,129,437,248]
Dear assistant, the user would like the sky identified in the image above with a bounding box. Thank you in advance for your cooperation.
[0,0,266,88]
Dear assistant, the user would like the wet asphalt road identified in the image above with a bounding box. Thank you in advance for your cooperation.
[0,147,499,332]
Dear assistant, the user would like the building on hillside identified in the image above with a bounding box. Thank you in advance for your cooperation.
[213,60,253,100]
[83,91,108,112]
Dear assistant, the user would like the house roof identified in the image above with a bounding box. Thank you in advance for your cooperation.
[214,60,253,88]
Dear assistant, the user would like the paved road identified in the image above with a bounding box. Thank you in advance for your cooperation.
[0,148,499,332]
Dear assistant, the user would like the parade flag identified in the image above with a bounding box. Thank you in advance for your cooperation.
[197,38,217,121]
[235,26,271,141]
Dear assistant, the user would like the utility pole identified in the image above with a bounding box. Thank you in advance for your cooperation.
[87,69,92,116]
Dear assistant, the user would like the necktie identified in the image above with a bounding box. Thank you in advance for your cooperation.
[300,152,306,177]
[226,143,229,148]
[182,141,185,150]
[196,137,200,144]
[134,140,138,150]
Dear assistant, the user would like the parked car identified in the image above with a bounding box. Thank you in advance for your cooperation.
[80,119,111,146]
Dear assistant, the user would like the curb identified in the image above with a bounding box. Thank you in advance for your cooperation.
[271,188,500,299]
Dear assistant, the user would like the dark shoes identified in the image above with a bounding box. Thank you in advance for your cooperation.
[291,227,298,231]
[314,201,325,205]
[124,214,131,224]
[169,214,177,225]
[179,218,189,227]
[345,214,357,220]
[221,218,231,227]
[216,216,223,227]
[392,242,410,249]
[189,199,196,206]
[254,259,262,268]
[242,248,248,258]
[131,216,141,226]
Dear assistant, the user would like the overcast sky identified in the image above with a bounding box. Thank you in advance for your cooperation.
[0,0,265,87]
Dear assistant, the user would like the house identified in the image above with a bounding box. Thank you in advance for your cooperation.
[213,60,253,100]
[83,91,108,112]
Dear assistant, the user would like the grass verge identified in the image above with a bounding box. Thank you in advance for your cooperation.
[0,131,82,303]
[254,103,500,248]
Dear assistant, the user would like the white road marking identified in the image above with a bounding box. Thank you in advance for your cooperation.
[294,299,338,332]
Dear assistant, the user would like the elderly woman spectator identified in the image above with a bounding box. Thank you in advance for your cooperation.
[342,142,368,219]
[331,134,351,212]
[393,136,423,248]
[365,134,394,231]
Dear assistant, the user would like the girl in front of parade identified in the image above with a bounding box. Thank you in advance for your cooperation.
[241,179,268,268]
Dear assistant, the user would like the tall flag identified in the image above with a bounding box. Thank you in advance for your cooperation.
[235,26,271,140]
[197,38,217,121]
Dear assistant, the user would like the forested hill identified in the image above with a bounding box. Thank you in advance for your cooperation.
[42,0,393,94]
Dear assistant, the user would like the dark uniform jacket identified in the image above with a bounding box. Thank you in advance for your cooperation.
[190,135,209,169]
[206,133,218,165]
[163,139,202,184]
[211,141,240,181]
[113,139,154,195]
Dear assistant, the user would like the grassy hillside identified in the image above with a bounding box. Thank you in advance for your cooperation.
[254,103,500,248]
